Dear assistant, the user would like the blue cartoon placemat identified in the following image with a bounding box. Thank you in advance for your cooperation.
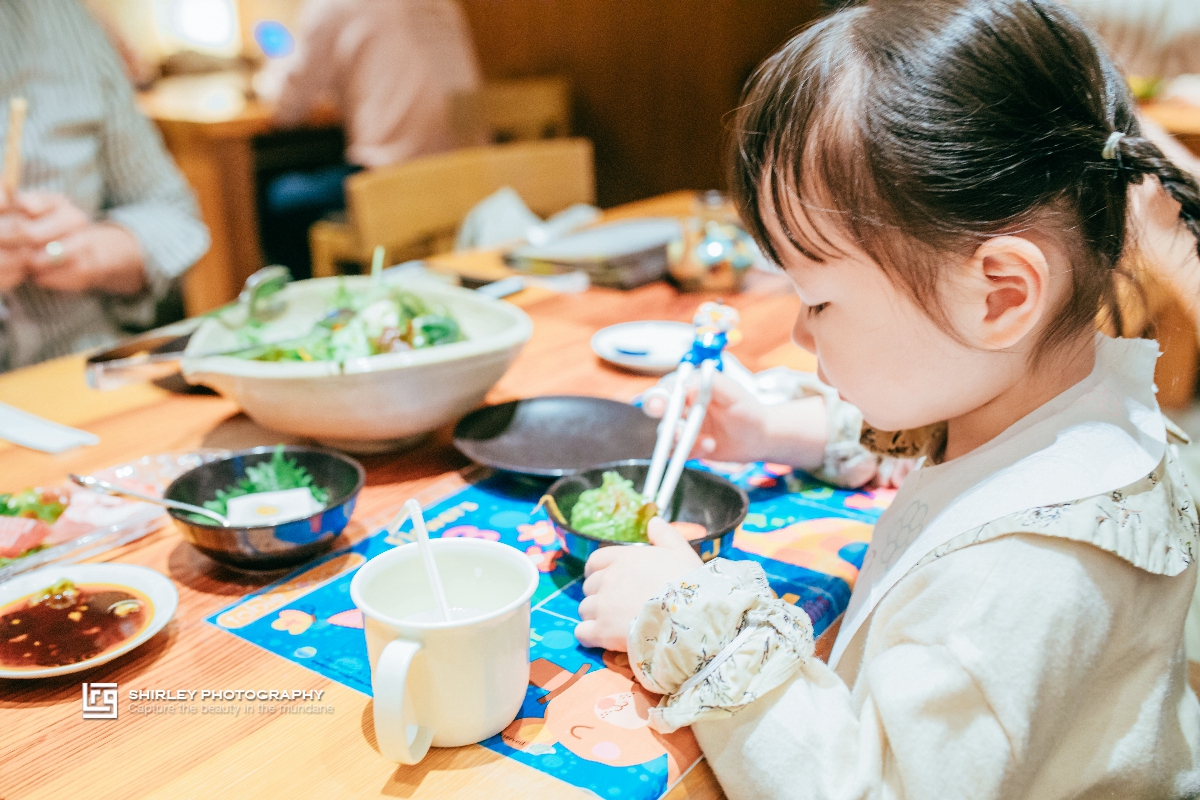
[206,463,890,799]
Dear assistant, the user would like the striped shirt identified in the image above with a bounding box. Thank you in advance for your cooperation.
[0,0,209,370]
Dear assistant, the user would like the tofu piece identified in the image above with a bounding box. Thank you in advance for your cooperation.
[0,516,51,558]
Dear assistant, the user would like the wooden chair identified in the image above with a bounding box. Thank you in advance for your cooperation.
[451,76,572,145]
[309,137,595,277]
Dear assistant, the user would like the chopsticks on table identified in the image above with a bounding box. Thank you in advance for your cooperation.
[3,96,27,198]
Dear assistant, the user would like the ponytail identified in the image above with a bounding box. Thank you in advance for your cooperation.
[1111,133,1200,259]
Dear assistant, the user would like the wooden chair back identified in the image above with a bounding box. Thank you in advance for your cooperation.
[452,77,571,145]
[343,137,595,261]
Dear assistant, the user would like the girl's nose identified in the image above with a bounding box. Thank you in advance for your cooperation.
[791,310,817,354]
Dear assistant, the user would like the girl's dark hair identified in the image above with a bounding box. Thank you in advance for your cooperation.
[732,0,1200,357]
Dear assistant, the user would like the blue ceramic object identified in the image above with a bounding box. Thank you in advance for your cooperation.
[164,446,365,569]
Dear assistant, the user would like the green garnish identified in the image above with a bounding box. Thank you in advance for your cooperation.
[202,446,330,517]
[567,472,658,543]
[0,490,67,524]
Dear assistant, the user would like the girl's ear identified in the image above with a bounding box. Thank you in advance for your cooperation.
[961,235,1050,351]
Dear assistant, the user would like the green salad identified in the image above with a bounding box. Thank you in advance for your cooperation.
[568,471,657,543]
[202,446,330,518]
[234,281,462,362]
[1,489,68,523]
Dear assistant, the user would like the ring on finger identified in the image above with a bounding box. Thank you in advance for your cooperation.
[45,240,64,264]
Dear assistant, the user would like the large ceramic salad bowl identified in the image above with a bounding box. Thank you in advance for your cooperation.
[181,275,533,453]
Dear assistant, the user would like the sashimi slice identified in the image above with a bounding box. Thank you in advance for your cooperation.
[0,516,50,558]
[44,490,154,545]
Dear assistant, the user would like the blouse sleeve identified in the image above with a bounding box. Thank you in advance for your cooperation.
[95,35,209,324]
[630,534,1168,799]
[629,558,814,733]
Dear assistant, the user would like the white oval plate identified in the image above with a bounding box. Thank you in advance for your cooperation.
[0,563,178,679]
[591,321,694,375]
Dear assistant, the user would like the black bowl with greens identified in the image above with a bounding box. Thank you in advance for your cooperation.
[164,445,365,570]
[544,460,748,563]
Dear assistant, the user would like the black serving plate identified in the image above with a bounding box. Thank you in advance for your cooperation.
[452,395,659,477]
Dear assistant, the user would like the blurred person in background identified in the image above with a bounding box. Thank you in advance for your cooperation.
[253,0,482,277]
[1067,0,1200,81]
[0,0,208,371]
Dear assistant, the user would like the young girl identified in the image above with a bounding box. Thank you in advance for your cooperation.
[575,1,1200,796]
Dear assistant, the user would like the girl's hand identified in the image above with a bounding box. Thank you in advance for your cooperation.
[644,371,830,469]
[644,372,775,462]
[575,517,703,652]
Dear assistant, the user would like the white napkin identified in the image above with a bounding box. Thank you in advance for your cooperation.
[0,401,99,453]
[454,186,601,251]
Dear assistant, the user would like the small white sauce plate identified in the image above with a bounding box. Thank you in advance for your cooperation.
[591,321,694,375]
[0,562,177,679]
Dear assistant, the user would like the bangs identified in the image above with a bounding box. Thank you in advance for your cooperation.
[731,10,950,321]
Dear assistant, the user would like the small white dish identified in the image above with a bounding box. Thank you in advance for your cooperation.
[591,321,694,375]
[0,563,177,679]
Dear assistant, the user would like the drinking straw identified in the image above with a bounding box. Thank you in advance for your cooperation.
[3,97,27,197]
[387,499,451,622]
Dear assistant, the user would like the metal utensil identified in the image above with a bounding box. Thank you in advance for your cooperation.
[69,473,232,527]
[86,265,293,389]
[236,264,290,325]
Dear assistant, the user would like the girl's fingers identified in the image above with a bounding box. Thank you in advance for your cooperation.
[707,372,752,407]
[641,386,670,418]
[583,546,622,576]
[581,569,604,597]
[646,516,693,551]
[577,595,598,621]
[574,620,601,648]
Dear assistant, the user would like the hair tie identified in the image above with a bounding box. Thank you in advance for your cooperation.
[1102,131,1125,160]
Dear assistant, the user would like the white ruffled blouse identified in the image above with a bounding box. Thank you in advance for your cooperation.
[628,337,1200,799]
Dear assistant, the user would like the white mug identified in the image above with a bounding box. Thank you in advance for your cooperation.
[350,537,539,764]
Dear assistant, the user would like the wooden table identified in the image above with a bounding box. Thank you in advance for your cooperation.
[0,197,809,799]
[138,73,340,317]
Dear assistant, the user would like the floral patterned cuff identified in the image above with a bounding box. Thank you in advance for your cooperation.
[628,559,814,733]
[786,372,878,488]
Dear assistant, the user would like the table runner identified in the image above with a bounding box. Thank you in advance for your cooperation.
[207,463,890,799]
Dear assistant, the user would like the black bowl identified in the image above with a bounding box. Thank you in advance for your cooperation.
[164,446,365,570]
[545,459,748,562]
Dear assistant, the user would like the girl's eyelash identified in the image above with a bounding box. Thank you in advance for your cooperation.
[807,302,829,317]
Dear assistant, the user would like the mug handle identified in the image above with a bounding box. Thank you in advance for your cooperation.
[373,638,435,764]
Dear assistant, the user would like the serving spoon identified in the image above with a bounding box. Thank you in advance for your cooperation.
[85,265,293,390]
[69,473,232,527]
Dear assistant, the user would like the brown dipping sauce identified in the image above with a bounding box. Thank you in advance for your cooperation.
[0,579,152,670]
